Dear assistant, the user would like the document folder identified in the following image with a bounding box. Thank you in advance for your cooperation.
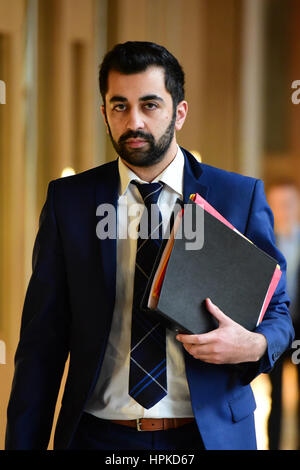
[141,194,282,335]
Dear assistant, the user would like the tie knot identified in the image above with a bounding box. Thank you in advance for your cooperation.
[132,181,164,208]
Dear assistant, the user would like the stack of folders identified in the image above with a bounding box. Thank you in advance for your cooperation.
[141,193,282,335]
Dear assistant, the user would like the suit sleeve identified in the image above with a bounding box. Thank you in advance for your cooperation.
[238,179,294,383]
[5,181,70,450]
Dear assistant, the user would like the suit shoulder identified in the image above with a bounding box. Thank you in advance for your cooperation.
[200,162,257,185]
[200,162,259,195]
[50,159,118,191]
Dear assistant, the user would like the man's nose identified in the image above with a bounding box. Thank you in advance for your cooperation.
[126,108,145,131]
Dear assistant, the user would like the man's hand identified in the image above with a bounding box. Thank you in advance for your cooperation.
[176,298,267,364]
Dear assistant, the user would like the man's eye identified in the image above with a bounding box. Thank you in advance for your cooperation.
[113,104,126,111]
[144,102,158,110]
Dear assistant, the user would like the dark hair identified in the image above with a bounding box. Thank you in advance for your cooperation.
[99,41,185,107]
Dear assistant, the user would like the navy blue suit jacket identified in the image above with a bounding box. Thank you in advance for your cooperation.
[5,149,294,450]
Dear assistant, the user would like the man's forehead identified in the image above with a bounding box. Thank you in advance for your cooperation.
[106,66,168,98]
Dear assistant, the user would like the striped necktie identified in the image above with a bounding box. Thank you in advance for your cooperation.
[129,181,167,409]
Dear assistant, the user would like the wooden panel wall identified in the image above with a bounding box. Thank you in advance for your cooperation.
[263,0,300,188]
[37,0,106,210]
[2,0,299,451]
[0,0,106,449]
[0,0,27,448]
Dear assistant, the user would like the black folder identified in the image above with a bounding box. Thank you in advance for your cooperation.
[141,197,281,335]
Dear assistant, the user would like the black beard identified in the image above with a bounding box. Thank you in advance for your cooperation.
[106,112,176,167]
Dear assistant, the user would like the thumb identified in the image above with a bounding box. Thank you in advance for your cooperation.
[206,298,230,324]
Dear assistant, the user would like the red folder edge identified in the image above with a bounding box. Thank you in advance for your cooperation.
[257,266,282,325]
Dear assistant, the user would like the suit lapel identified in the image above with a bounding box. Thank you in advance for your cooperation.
[95,159,119,309]
[181,148,209,203]
[181,148,214,398]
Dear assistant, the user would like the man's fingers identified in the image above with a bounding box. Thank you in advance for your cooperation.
[181,341,221,363]
[176,331,214,344]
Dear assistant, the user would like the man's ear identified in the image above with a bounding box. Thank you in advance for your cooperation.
[175,101,188,131]
[101,105,109,134]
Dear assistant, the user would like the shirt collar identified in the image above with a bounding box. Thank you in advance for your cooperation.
[118,146,184,197]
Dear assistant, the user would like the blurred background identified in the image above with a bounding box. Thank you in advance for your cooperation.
[1,0,300,450]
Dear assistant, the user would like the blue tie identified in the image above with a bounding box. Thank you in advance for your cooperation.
[129,181,167,409]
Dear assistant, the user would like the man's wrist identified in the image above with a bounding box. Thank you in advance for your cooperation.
[247,332,268,362]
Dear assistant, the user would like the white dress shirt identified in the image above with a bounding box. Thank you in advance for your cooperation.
[85,147,194,419]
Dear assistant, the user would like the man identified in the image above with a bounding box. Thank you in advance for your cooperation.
[6,41,293,450]
[267,180,300,449]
